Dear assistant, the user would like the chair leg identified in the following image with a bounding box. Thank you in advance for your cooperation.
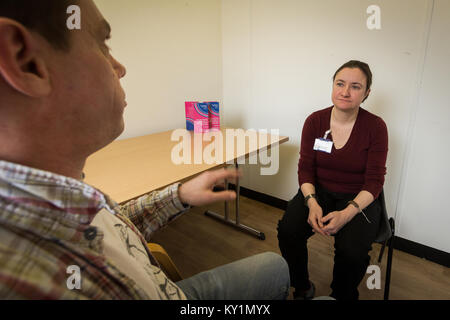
[378,240,387,263]
[384,218,395,300]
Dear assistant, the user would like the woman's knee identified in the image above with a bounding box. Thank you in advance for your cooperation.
[277,211,310,242]
[334,242,371,266]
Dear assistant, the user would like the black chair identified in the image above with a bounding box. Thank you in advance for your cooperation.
[373,189,395,300]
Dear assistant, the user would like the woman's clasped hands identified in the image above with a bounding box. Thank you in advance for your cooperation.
[307,203,353,236]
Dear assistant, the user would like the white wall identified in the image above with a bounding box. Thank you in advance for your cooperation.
[95,0,223,139]
[222,0,449,252]
[395,0,450,253]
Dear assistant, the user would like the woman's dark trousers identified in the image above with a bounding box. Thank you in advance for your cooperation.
[277,187,381,300]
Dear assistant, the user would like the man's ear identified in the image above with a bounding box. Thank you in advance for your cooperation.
[0,18,51,97]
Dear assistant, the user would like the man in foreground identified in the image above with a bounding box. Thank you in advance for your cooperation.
[0,0,289,299]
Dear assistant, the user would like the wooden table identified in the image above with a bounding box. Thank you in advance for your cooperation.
[84,128,288,239]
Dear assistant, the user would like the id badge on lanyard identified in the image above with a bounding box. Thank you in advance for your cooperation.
[313,130,333,153]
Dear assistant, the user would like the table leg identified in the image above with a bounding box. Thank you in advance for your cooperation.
[204,162,266,240]
[224,178,229,220]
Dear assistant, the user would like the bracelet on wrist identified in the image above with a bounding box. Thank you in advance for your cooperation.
[304,193,317,206]
[347,200,371,224]
[347,200,361,212]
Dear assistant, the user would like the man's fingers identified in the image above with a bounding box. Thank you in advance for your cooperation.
[209,190,236,202]
[208,168,242,185]
[214,180,226,190]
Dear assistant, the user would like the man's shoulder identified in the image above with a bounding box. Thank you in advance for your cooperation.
[0,248,66,299]
[0,224,83,299]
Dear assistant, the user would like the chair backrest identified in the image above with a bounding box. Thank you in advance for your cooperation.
[374,189,392,243]
[148,243,183,282]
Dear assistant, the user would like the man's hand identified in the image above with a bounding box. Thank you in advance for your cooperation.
[178,168,242,207]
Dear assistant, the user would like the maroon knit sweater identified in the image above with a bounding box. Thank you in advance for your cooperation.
[298,106,388,199]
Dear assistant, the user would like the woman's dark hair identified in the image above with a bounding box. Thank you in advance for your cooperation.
[333,60,373,102]
[0,0,75,51]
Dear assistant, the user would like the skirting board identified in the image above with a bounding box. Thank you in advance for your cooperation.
[226,184,450,268]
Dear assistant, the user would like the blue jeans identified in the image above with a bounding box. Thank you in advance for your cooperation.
[176,252,290,300]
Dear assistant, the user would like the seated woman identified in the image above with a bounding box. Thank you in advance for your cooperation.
[277,60,388,300]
